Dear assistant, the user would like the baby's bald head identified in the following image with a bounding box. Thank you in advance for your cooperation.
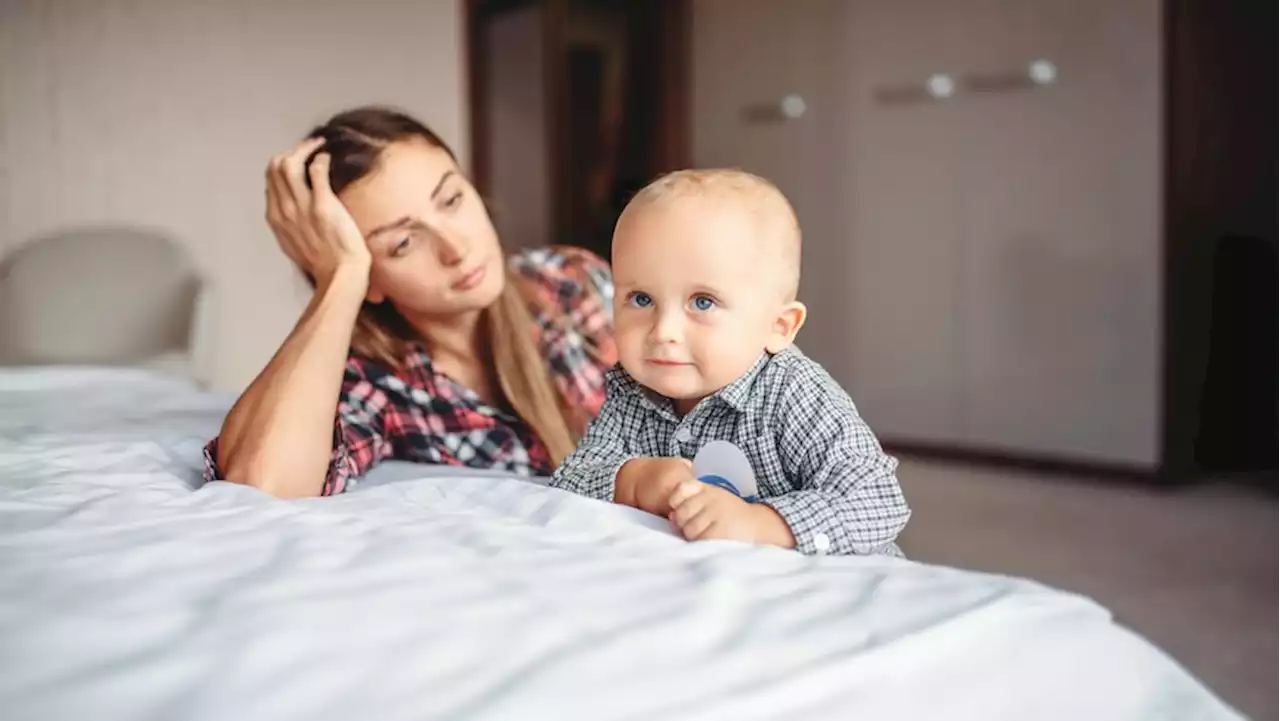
[611,169,809,392]
[618,168,802,301]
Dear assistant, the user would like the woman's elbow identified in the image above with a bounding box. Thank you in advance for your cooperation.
[222,458,322,499]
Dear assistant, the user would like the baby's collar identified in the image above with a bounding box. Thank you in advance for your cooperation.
[711,352,771,412]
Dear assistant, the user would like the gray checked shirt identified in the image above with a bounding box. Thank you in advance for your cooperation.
[550,346,911,556]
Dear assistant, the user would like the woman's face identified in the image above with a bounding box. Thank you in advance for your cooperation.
[339,139,504,319]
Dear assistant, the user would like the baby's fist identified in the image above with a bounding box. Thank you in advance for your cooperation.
[668,481,756,543]
[618,457,694,517]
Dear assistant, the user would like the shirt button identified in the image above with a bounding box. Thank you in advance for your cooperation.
[673,427,693,443]
[812,532,832,554]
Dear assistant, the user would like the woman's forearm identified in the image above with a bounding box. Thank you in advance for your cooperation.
[216,266,369,498]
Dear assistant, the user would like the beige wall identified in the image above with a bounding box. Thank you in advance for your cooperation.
[0,0,467,392]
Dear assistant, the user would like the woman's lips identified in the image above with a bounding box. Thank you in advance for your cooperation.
[452,265,487,291]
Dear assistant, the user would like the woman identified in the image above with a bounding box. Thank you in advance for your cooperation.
[205,106,617,498]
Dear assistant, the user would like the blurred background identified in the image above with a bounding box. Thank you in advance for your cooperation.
[0,0,1274,716]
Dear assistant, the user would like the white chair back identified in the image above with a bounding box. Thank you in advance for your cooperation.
[0,227,210,384]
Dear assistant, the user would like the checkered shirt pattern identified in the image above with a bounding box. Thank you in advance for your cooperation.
[204,245,617,495]
[550,346,911,556]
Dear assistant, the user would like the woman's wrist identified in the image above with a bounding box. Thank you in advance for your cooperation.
[316,262,371,302]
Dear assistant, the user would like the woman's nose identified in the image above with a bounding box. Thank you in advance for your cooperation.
[433,231,470,266]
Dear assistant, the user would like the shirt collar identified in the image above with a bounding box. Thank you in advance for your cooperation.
[713,352,770,412]
[403,341,520,424]
[403,341,434,372]
[606,365,672,417]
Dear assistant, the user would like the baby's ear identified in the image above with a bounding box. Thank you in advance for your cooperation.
[765,301,807,353]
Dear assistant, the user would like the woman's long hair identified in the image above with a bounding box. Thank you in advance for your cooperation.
[303,106,580,464]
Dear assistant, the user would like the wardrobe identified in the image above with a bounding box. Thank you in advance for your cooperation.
[690,0,1272,478]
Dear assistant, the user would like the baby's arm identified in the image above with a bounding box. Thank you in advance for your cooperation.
[549,391,693,515]
[549,391,634,502]
[762,362,911,556]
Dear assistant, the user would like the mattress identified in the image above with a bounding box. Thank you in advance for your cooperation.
[0,367,1242,721]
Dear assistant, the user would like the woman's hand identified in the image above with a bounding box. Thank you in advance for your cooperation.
[265,137,371,287]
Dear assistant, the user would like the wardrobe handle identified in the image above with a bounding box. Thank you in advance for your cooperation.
[963,59,1058,93]
[873,60,1057,105]
[873,73,956,105]
[741,94,807,123]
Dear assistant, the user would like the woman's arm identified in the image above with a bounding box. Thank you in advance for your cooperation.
[214,267,368,497]
[212,140,374,498]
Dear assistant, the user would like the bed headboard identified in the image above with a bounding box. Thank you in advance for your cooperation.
[0,227,213,386]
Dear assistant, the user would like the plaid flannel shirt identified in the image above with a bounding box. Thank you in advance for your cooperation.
[204,245,617,495]
[550,347,911,556]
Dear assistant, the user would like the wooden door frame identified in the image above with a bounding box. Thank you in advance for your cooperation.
[464,0,692,219]
[1159,0,1274,484]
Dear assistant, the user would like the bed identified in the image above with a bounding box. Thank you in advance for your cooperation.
[0,365,1243,721]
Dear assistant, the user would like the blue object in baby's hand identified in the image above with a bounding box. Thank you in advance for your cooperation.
[692,440,760,502]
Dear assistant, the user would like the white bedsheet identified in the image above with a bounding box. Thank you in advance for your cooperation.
[0,368,1242,721]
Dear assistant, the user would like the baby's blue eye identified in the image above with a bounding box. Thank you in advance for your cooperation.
[690,295,716,312]
[627,292,653,308]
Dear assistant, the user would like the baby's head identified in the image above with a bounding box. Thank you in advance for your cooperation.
[611,168,807,414]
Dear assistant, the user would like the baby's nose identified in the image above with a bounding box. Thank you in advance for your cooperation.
[649,310,683,342]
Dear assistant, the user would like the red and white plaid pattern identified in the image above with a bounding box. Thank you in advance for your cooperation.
[204,246,617,495]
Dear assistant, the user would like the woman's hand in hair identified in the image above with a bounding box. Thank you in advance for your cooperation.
[265,137,371,287]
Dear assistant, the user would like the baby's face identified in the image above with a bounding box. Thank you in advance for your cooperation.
[612,199,789,414]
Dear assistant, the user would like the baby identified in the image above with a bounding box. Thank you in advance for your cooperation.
[550,169,910,556]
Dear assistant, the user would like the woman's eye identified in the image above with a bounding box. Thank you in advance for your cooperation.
[626,292,653,309]
[442,191,464,210]
[690,295,717,312]
[391,237,412,256]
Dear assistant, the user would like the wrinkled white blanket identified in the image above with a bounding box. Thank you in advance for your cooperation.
[0,368,1241,721]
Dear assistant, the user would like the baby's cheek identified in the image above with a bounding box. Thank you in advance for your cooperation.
[614,326,646,368]
[698,328,761,384]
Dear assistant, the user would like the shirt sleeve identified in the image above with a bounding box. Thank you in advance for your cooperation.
[549,384,636,501]
[514,245,616,355]
[325,367,395,495]
[510,245,619,432]
[201,360,393,496]
[552,244,615,329]
[761,360,911,556]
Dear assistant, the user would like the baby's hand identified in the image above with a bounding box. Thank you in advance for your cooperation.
[668,481,758,543]
[668,482,798,549]
[617,457,694,517]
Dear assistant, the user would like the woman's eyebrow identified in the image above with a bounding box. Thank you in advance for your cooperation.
[430,170,456,200]
[365,216,415,240]
[364,171,458,239]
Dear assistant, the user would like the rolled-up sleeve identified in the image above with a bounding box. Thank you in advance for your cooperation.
[201,363,393,496]
[550,389,635,501]
[324,374,394,494]
[761,364,911,556]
